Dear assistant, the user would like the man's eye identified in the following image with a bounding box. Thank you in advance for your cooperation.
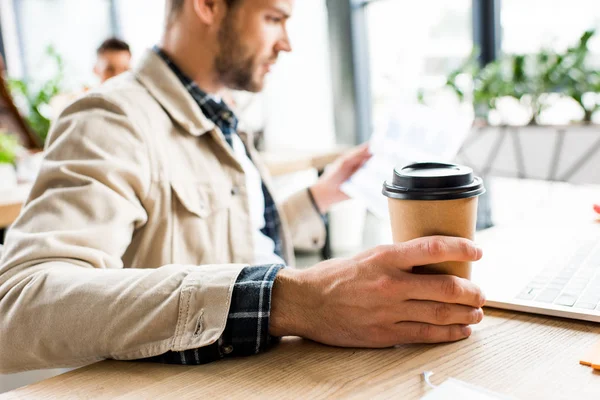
[266,16,282,23]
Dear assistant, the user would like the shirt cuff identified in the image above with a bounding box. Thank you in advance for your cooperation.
[307,187,326,219]
[142,264,284,365]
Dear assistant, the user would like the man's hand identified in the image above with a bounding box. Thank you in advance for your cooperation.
[270,236,485,347]
[309,143,372,213]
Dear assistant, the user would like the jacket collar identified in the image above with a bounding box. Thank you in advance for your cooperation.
[133,49,215,137]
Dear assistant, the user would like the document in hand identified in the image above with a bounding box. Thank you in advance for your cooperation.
[341,103,473,219]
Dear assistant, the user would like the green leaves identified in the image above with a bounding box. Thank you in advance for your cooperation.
[440,30,599,124]
[0,132,22,165]
[8,45,65,143]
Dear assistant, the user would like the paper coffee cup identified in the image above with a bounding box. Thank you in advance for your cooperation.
[381,162,485,279]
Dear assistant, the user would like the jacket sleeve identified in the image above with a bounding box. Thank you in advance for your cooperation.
[279,188,326,251]
[0,94,245,373]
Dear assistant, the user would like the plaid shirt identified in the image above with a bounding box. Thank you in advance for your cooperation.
[153,47,284,260]
[143,47,285,365]
[142,265,282,364]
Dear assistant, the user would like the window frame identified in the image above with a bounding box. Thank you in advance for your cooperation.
[0,0,120,80]
[326,0,502,144]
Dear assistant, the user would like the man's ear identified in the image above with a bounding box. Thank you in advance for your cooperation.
[192,0,225,25]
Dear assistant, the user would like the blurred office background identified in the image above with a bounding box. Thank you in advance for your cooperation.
[1,0,600,173]
[1,0,600,392]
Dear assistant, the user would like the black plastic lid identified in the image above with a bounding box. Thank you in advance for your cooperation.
[382,162,485,201]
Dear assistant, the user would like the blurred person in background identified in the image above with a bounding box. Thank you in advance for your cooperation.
[49,38,132,119]
[94,37,132,83]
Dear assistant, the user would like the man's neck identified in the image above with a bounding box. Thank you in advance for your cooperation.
[160,30,225,95]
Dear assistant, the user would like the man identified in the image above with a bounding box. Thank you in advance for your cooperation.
[0,0,485,373]
[49,38,132,119]
[94,38,132,83]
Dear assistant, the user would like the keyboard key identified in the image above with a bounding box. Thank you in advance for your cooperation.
[565,283,587,292]
[563,288,585,297]
[531,275,551,284]
[527,282,546,289]
[558,269,577,278]
[579,292,600,304]
[585,287,600,296]
[586,248,600,264]
[547,283,566,291]
[535,289,561,303]
[574,302,598,310]
[517,287,543,301]
[551,277,570,286]
[576,269,596,279]
[539,268,558,277]
[570,277,591,286]
[554,294,578,307]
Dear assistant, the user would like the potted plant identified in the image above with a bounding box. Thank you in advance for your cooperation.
[442,30,600,126]
[427,30,600,185]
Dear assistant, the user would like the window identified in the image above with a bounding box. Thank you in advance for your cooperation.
[16,0,113,89]
[365,0,473,128]
[116,0,165,64]
[501,0,600,124]
[501,0,600,64]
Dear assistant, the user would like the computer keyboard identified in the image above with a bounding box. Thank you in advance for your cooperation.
[517,240,600,310]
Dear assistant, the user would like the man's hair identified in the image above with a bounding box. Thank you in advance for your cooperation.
[97,38,131,55]
[168,0,240,22]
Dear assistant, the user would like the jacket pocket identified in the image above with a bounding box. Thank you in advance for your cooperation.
[170,180,234,265]
[170,180,233,218]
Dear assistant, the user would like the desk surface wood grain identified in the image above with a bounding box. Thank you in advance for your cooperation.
[5,309,600,400]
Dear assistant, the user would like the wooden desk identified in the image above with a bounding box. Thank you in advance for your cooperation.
[4,179,600,399]
[5,309,600,399]
[0,183,31,229]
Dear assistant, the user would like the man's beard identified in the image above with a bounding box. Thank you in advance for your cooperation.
[215,13,264,92]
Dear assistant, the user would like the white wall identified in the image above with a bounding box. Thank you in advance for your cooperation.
[117,0,166,65]
[16,0,112,89]
[263,0,336,152]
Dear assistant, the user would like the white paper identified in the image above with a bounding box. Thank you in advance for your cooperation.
[421,378,514,400]
[341,103,473,219]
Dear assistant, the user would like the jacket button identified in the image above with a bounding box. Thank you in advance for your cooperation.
[222,345,234,355]
[231,187,240,196]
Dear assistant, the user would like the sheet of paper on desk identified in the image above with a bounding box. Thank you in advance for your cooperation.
[341,103,473,219]
[421,378,514,399]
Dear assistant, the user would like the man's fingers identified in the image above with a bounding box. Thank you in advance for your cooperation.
[398,301,484,326]
[344,143,371,160]
[353,142,370,154]
[342,144,372,168]
[402,274,486,308]
[391,322,472,344]
[377,236,483,271]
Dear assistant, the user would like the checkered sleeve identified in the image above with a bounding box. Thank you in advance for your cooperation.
[139,264,284,365]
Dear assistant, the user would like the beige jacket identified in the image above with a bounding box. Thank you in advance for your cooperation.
[0,50,325,373]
